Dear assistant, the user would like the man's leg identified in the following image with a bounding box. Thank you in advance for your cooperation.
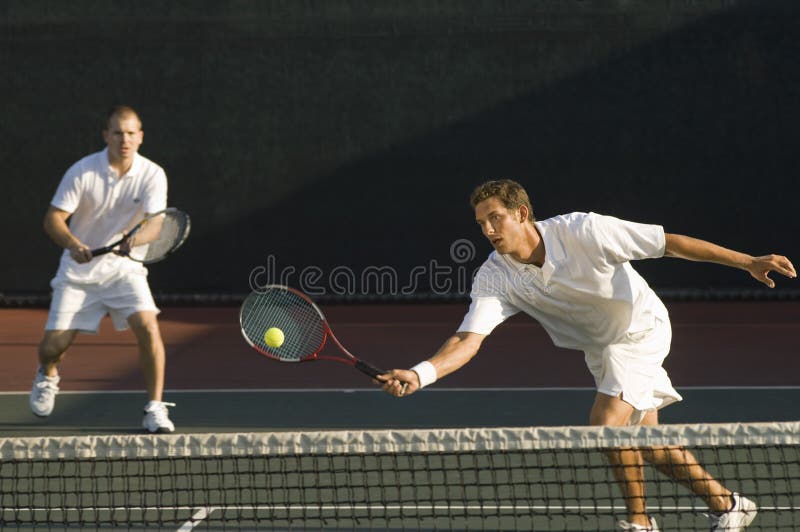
[31,329,78,416]
[40,279,105,377]
[127,311,165,402]
[590,392,653,528]
[639,409,757,530]
[128,310,175,433]
[637,410,733,513]
[39,329,78,375]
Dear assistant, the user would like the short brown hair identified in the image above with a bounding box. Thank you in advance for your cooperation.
[105,105,142,130]
[470,179,535,222]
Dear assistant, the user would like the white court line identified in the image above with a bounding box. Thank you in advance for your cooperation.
[5,504,796,514]
[3,503,796,532]
[2,385,800,395]
[176,506,219,531]
[159,503,798,512]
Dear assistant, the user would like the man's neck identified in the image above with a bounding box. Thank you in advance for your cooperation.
[512,224,546,266]
[108,155,134,177]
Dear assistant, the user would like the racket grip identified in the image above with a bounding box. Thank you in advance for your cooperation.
[355,360,385,379]
[88,245,115,257]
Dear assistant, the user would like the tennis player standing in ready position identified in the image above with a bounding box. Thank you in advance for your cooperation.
[30,105,176,433]
[379,179,796,531]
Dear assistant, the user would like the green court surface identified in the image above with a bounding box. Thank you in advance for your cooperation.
[0,387,798,436]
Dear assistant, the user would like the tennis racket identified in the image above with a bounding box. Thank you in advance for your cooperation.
[90,208,191,264]
[240,285,391,382]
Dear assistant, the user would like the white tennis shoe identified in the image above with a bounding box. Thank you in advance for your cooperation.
[30,368,60,417]
[142,401,176,433]
[618,516,659,531]
[709,493,757,531]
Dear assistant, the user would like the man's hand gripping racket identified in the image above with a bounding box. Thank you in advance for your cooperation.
[89,208,191,264]
[239,285,408,394]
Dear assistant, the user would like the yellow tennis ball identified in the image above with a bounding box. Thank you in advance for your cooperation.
[263,327,285,348]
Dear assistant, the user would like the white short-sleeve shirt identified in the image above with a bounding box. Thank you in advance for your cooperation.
[50,148,168,285]
[457,212,669,350]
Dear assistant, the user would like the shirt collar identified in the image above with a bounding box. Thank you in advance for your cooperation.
[535,219,560,283]
[499,220,558,284]
[103,147,141,179]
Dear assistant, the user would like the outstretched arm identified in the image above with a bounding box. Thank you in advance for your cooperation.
[379,331,487,397]
[664,233,796,288]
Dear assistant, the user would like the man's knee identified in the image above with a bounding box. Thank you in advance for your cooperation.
[39,330,76,360]
[590,392,635,426]
[128,311,159,331]
[127,311,163,345]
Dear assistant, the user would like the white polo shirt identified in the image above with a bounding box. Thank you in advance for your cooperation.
[50,148,167,285]
[458,212,669,350]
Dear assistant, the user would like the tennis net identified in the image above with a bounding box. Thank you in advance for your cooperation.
[1,421,798,531]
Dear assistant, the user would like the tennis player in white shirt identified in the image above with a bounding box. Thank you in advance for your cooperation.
[379,179,796,531]
[30,106,176,434]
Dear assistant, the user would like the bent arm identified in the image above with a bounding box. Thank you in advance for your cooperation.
[379,331,487,397]
[43,206,92,263]
[664,233,796,288]
[117,212,165,255]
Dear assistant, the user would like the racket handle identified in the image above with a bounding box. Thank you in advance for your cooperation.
[89,244,115,257]
[90,236,129,257]
[355,360,385,379]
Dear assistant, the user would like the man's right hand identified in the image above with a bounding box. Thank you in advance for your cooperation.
[68,243,92,263]
[378,369,420,398]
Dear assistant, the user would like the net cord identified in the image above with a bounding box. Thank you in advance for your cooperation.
[2,421,799,461]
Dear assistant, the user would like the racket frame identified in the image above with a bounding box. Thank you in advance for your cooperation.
[89,207,191,264]
[239,285,385,379]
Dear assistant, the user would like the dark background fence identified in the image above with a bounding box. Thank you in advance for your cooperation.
[2,0,798,304]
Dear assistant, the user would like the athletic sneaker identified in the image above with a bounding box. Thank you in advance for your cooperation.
[618,517,659,531]
[709,493,757,531]
[30,368,60,417]
[142,401,176,434]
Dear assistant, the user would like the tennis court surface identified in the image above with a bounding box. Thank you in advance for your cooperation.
[1,302,799,531]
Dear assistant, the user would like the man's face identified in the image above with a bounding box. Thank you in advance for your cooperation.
[103,113,143,163]
[474,197,526,254]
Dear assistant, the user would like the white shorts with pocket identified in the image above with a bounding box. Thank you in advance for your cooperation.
[46,274,160,333]
[584,316,682,413]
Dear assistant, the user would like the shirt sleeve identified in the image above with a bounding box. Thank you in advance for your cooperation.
[457,296,519,335]
[456,261,519,335]
[50,163,83,213]
[142,167,168,214]
[588,212,666,264]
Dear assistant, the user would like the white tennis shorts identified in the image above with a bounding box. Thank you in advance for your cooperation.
[584,316,682,413]
[46,274,160,333]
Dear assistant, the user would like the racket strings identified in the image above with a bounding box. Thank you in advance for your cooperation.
[241,288,326,362]
[134,212,190,262]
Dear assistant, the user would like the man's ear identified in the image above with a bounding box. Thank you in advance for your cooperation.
[518,204,529,223]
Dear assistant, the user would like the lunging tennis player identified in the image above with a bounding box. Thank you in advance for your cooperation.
[379,179,796,531]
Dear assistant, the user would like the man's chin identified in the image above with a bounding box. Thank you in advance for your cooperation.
[493,244,509,254]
